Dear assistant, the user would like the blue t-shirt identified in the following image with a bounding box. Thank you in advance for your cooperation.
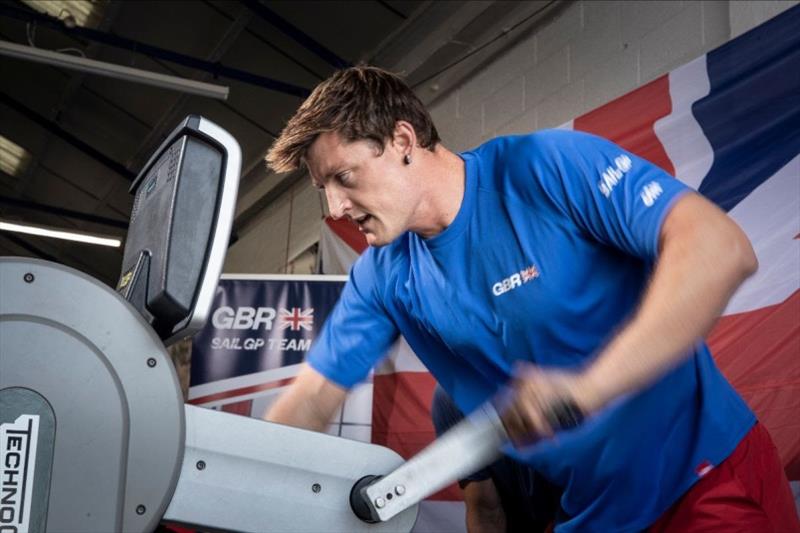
[308,130,755,532]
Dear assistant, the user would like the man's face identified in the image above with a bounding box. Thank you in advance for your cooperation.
[307,131,416,246]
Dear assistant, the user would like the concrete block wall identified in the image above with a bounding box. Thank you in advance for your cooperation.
[228,0,798,273]
[730,0,799,36]
[429,0,797,152]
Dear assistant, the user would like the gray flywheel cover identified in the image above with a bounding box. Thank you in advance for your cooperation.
[0,257,184,533]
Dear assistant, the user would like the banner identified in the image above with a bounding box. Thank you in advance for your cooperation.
[188,274,375,440]
[191,275,343,385]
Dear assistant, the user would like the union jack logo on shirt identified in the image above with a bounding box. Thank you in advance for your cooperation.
[520,265,540,283]
[279,307,314,331]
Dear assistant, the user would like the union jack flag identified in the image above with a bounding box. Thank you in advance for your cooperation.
[279,307,314,331]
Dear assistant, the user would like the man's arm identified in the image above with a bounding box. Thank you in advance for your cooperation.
[264,363,347,431]
[462,479,507,533]
[582,192,757,407]
[503,193,758,439]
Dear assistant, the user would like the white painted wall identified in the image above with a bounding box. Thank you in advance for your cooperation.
[226,0,798,273]
[224,176,324,274]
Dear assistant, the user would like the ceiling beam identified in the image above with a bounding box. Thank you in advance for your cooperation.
[203,0,324,82]
[0,91,137,180]
[241,0,350,69]
[374,0,408,20]
[0,195,128,229]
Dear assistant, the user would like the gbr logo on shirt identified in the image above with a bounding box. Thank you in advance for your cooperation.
[491,265,540,296]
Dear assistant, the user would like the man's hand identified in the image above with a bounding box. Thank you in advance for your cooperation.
[500,363,602,446]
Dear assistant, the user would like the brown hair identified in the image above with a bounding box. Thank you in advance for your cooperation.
[266,65,440,173]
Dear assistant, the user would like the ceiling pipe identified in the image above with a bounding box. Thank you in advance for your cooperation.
[1,40,230,100]
[0,4,311,97]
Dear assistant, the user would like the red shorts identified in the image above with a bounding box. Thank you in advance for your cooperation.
[649,422,800,532]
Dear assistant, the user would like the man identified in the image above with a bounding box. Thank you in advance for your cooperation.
[264,66,798,531]
[430,384,560,532]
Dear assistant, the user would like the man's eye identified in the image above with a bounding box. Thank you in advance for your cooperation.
[336,171,353,185]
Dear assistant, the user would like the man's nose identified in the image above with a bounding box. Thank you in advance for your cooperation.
[326,187,351,220]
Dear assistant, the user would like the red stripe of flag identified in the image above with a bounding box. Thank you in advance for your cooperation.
[574,75,675,175]
[325,217,368,254]
[189,377,296,405]
[222,399,254,416]
[709,290,800,480]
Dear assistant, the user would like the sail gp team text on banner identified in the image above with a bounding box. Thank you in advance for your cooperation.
[210,306,314,351]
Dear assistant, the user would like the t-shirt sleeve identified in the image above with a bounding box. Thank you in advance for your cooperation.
[306,252,399,389]
[525,130,692,259]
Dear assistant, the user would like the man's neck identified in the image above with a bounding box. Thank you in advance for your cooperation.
[410,145,466,239]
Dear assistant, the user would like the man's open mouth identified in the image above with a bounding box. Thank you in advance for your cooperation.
[355,214,372,228]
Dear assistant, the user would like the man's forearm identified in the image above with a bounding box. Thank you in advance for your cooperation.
[266,385,329,431]
[580,194,757,411]
[264,363,347,431]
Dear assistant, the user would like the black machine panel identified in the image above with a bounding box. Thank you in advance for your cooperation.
[117,115,237,342]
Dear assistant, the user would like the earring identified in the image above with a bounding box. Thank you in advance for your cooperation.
[403,154,412,165]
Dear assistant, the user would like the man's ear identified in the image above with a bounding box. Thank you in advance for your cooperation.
[392,120,418,155]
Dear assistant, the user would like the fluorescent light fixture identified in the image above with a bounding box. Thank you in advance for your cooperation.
[0,136,32,177]
[0,219,122,247]
[0,40,229,100]
[21,0,107,29]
